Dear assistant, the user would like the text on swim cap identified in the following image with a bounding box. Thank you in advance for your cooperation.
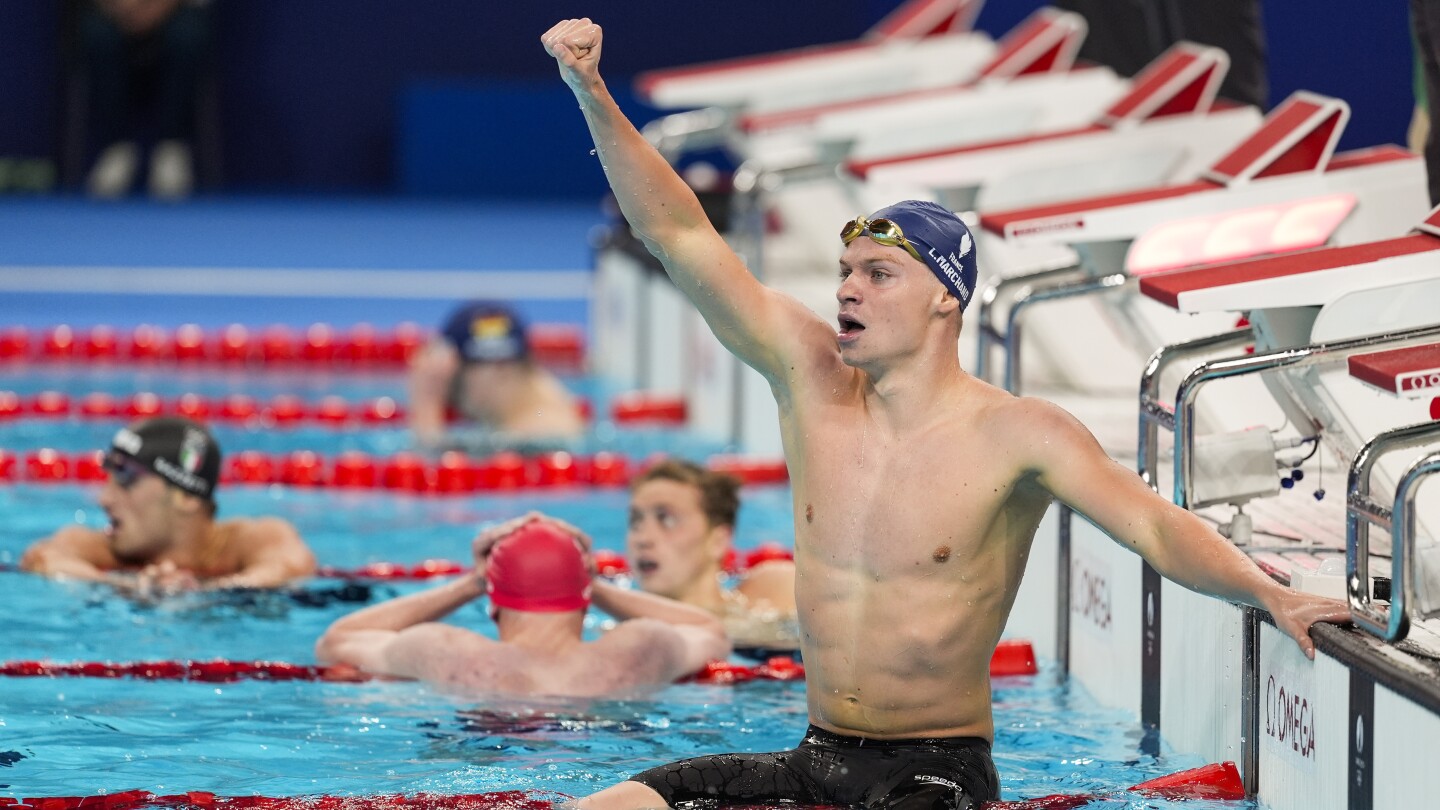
[113,428,143,456]
[927,247,972,303]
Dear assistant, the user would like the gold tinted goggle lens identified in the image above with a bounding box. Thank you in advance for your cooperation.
[839,216,924,263]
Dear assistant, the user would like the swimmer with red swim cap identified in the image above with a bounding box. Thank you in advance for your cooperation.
[544,16,1350,809]
[21,417,315,593]
[316,514,729,697]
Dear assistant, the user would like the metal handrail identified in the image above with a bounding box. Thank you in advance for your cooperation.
[1135,328,1255,492]
[1347,423,1440,642]
[641,108,731,162]
[1170,323,1440,509]
[1001,273,1129,395]
[973,265,1080,384]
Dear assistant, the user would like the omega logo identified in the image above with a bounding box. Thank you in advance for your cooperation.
[1265,674,1317,760]
[1398,369,1440,392]
[1071,557,1112,631]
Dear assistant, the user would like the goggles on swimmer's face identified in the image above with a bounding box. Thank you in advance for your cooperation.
[840,216,925,264]
[102,451,151,490]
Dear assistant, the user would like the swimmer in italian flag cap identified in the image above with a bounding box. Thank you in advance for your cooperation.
[21,416,315,591]
[546,16,1351,809]
[316,513,729,697]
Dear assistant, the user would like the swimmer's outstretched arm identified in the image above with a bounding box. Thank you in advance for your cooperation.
[543,18,835,383]
[19,527,115,581]
[1015,398,1351,660]
[590,579,728,634]
[314,569,489,674]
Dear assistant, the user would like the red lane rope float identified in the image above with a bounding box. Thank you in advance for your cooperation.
[311,547,795,581]
[987,761,1245,808]
[1,391,706,429]
[0,647,1033,684]
[2,763,1241,810]
[0,449,792,490]
[0,323,586,372]
[0,392,413,428]
[0,657,804,685]
[0,789,558,810]
[0,660,369,683]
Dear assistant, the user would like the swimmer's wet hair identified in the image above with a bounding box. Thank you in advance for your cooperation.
[632,458,740,529]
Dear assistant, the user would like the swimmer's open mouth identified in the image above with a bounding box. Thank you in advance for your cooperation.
[837,314,865,337]
[635,559,658,575]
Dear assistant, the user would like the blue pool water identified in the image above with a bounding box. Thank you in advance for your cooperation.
[0,368,1250,807]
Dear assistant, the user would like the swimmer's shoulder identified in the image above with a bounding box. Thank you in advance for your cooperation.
[734,560,797,613]
[218,516,315,569]
[22,525,113,569]
[588,618,694,677]
[219,515,302,545]
[981,394,1106,475]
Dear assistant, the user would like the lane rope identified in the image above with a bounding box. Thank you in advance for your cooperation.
[0,323,584,372]
[0,449,790,490]
[0,391,693,429]
[0,761,1242,809]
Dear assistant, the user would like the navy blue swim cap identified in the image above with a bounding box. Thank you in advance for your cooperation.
[441,301,529,364]
[866,200,978,311]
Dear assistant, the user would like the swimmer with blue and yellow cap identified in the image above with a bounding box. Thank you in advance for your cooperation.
[544,16,1352,810]
[408,300,584,448]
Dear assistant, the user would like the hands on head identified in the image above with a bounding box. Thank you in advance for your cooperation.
[471,511,596,579]
[541,18,604,91]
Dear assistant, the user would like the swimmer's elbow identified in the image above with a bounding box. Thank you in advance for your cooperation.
[314,629,349,666]
[18,544,47,573]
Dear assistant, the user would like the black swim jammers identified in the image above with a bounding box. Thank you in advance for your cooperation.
[628,724,1000,809]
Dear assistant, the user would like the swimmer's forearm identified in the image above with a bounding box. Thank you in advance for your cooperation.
[569,75,711,246]
[323,573,486,634]
[1149,511,1290,609]
[19,546,108,581]
[590,580,726,632]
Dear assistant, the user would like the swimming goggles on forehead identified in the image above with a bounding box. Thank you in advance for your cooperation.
[840,216,924,264]
[103,451,151,490]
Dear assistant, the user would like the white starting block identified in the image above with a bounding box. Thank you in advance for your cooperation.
[1135,207,1440,634]
[976,91,1429,395]
[635,0,994,115]
[847,43,1261,214]
[743,37,1241,290]
[735,8,1096,169]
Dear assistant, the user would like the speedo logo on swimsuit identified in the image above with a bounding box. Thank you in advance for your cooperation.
[912,774,962,792]
[926,247,972,302]
[155,457,207,493]
[113,428,143,456]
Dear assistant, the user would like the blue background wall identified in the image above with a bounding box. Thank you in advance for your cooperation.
[0,0,1418,198]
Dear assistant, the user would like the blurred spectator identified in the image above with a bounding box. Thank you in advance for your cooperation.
[408,301,585,448]
[1414,0,1440,204]
[79,0,213,199]
[1053,0,1267,108]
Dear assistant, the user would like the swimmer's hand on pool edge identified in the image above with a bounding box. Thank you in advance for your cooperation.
[1259,587,1354,661]
[542,18,603,93]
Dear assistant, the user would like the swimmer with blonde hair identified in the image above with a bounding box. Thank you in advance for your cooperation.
[543,17,1350,808]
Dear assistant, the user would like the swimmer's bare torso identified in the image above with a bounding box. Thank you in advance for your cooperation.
[782,356,1052,743]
